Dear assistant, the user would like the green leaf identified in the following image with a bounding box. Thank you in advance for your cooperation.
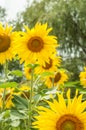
[13,95,28,109]
[11,110,27,119]
[33,94,41,106]
[0,112,5,121]
[0,82,18,88]
[27,63,39,69]
[78,87,86,94]
[11,70,23,77]
[41,71,54,77]
[10,119,20,127]
[63,81,80,88]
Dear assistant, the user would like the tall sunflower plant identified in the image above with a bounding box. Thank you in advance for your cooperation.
[0,22,86,130]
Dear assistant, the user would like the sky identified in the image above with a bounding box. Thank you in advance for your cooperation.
[0,0,30,20]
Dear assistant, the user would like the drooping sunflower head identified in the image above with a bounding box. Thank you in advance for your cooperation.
[79,67,86,87]
[0,23,17,64]
[33,90,86,130]
[14,23,58,65]
[35,54,61,74]
[45,69,68,88]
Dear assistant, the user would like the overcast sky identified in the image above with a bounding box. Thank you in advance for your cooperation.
[0,0,30,20]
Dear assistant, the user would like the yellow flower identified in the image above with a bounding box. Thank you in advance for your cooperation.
[35,54,61,74]
[19,85,30,91]
[14,23,58,65]
[0,88,14,109]
[15,85,30,99]
[33,90,86,130]
[79,67,86,87]
[24,66,32,80]
[20,85,30,99]
[45,69,68,88]
[0,23,16,64]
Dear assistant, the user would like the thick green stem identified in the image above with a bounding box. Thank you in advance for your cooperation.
[0,62,8,129]
[28,68,34,130]
[2,62,8,110]
[4,62,8,79]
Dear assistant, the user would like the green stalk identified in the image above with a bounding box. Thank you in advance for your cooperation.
[2,62,8,110]
[28,68,34,130]
[0,62,8,129]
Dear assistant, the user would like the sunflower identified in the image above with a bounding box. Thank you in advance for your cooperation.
[14,23,58,65]
[79,67,86,87]
[33,90,86,130]
[35,54,61,74]
[19,85,30,99]
[45,69,68,88]
[0,88,14,109]
[0,23,17,64]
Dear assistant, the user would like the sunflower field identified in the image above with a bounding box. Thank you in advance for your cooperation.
[0,20,86,130]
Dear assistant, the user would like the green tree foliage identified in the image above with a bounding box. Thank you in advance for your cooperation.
[0,6,6,22]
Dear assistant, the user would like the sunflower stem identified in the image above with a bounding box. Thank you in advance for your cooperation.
[28,67,34,130]
[2,62,8,111]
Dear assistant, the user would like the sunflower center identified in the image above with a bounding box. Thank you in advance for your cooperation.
[42,58,52,70]
[50,72,61,83]
[28,68,32,73]
[54,72,61,82]
[0,35,10,52]
[27,36,44,52]
[56,114,84,130]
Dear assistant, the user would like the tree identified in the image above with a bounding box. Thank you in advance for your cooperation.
[0,6,6,22]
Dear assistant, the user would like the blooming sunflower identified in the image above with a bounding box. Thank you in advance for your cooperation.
[35,54,61,74]
[0,23,16,64]
[33,90,86,130]
[14,23,58,65]
[79,67,86,87]
[45,69,68,88]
